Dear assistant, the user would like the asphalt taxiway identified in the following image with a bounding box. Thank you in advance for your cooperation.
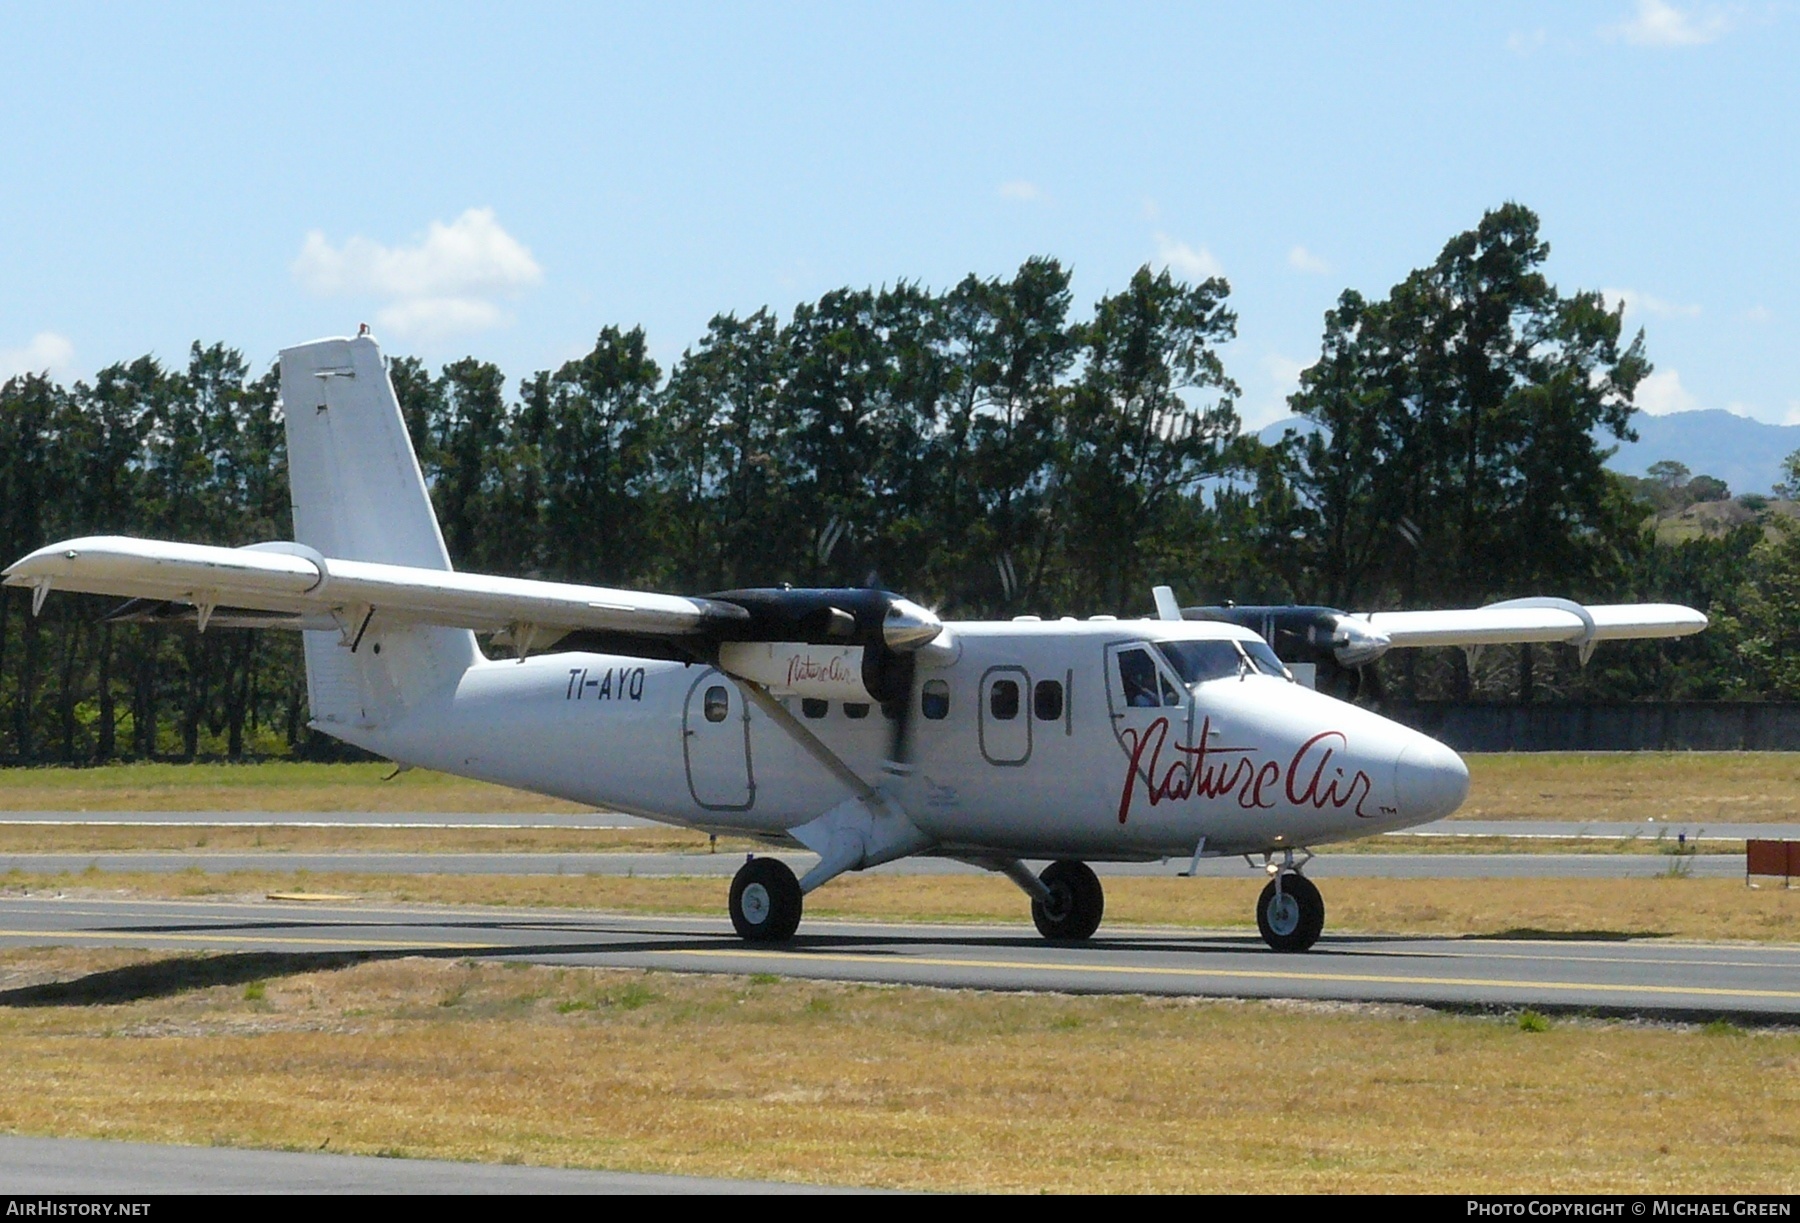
[0,1134,865,1194]
[1,893,1795,1020]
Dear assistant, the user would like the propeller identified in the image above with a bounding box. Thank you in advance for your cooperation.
[1179,602,1394,703]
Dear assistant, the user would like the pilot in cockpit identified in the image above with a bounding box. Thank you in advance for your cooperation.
[1118,649,1161,707]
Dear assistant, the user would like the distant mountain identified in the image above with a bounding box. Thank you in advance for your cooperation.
[1256,410,1800,499]
[1607,411,1800,497]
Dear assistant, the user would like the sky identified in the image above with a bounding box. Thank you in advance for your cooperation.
[1,1,1794,429]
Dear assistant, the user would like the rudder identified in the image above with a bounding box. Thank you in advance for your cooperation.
[280,335,479,737]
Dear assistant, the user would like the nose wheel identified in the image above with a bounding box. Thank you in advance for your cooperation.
[729,856,803,942]
[1256,871,1324,952]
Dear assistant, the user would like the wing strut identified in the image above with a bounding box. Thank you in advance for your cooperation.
[731,677,931,893]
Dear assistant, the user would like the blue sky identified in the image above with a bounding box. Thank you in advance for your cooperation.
[1,1,1793,428]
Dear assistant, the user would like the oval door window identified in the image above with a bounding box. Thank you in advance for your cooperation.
[703,685,729,722]
[989,679,1020,719]
[979,667,1031,766]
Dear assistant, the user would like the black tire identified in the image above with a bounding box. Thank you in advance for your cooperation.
[1256,873,1324,952]
[1031,860,1105,940]
[729,857,803,942]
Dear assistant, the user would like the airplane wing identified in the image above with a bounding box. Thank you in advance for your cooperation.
[1359,598,1709,659]
[2,535,750,645]
[1185,597,1708,669]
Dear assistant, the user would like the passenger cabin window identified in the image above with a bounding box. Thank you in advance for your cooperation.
[1033,679,1064,721]
[921,679,950,720]
[844,702,870,719]
[989,679,1020,720]
[801,697,829,719]
[703,685,730,723]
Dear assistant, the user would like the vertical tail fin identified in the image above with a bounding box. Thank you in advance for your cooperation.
[280,335,479,737]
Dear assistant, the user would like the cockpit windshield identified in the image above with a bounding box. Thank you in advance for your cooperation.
[1156,640,1244,684]
[1240,638,1292,679]
[1155,638,1292,685]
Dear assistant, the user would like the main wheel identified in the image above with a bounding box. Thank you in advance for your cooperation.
[729,857,803,942]
[1031,860,1105,940]
[1256,873,1324,952]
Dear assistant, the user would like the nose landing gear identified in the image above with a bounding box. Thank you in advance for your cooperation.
[1255,851,1324,952]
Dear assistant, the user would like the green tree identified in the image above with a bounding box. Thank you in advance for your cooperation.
[1285,203,1649,616]
[1054,265,1241,610]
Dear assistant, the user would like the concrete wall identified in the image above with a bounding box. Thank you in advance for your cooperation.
[1381,702,1800,752]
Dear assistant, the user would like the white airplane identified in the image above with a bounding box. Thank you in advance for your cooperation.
[2,335,1708,951]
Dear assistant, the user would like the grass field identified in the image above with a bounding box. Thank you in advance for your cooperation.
[0,949,1792,1193]
[9,872,1798,944]
[0,761,588,813]
[3,754,1798,1190]
[1456,752,1800,823]
[3,753,1798,822]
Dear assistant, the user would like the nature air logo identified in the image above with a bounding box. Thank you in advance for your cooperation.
[784,650,859,688]
[1117,716,1376,823]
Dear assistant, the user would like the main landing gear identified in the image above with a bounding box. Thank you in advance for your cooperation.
[1255,860,1325,952]
[729,856,803,942]
[1030,860,1105,940]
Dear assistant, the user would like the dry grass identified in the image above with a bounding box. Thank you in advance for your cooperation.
[0,761,584,813]
[1460,753,1800,823]
[0,824,754,855]
[9,871,1799,944]
[0,949,1791,1192]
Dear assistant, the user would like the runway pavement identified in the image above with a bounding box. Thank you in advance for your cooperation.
[0,848,1755,877]
[0,1134,868,1194]
[1,893,1795,1020]
[0,809,658,828]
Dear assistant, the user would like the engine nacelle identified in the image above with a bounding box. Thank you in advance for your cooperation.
[719,641,875,702]
[706,586,939,705]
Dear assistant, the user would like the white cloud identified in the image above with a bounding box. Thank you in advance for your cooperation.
[1635,368,1701,415]
[0,331,76,382]
[1606,0,1733,47]
[1603,287,1702,321]
[1153,233,1224,281]
[293,208,541,340]
[1287,245,1330,275]
[1745,305,1772,323]
[1784,401,1800,427]
[295,208,541,298]
[1507,28,1549,54]
[998,180,1042,202]
[1238,352,1309,431]
[375,298,505,342]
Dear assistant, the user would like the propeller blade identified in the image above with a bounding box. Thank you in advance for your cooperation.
[885,652,918,770]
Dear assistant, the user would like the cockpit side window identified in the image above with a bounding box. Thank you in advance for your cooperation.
[1116,647,1164,708]
[1159,671,1183,706]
